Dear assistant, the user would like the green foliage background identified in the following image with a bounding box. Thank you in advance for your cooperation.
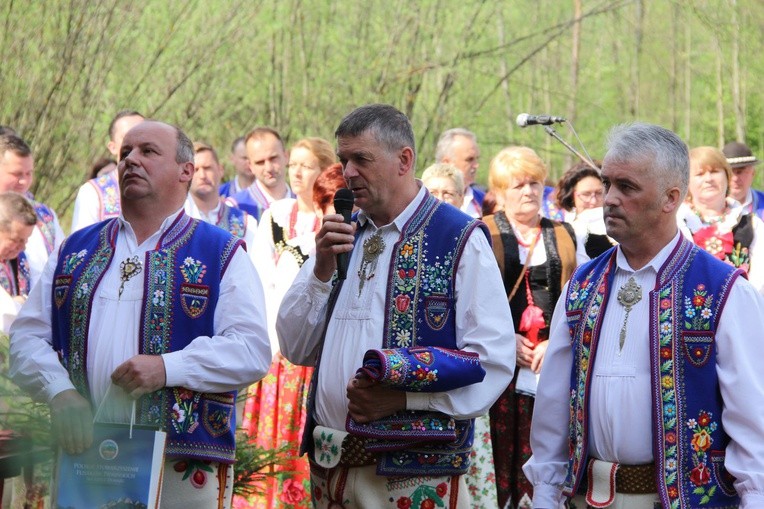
[1,0,762,230]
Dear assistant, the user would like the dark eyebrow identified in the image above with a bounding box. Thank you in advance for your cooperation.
[338,149,374,161]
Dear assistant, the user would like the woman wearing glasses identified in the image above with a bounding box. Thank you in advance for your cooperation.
[555,162,614,259]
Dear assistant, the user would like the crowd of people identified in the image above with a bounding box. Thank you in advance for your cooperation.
[0,105,763,509]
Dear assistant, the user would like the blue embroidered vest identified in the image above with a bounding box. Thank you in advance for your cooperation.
[51,213,244,463]
[563,237,741,508]
[32,201,57,254]
[217,203,247,239]
[362,195,489,475]
[88,172,121,220]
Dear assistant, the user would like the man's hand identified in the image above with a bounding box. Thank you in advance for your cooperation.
[346,376,406,423]
[313,214,356,282]
[50,389,93,455]
[111,354,166,399]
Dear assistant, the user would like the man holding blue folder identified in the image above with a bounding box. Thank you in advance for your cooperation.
[10,120,271,508]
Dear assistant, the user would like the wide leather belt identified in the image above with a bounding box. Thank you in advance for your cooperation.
[338,434,376,468]
[614,462,656,494]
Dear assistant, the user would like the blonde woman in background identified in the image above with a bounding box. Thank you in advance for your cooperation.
[482,147,583,509]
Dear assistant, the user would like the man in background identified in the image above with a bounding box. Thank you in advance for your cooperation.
[435,127,483,217]
[186,141,258,265]
[0,192,37,333]
[227,127,294,220]
[70,109,144,231]
[723,141,764,219]
[0,135,64,284]
[219,136,253,198]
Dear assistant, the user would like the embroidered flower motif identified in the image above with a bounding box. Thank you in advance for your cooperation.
[180,257,207,284]
[401,244,414,258]
[395,330,412,347]
[665,458,678,471]
[660,347,672,359]
[152,289,165,306]
[686,409,718,498]
[684,284,715,331]
[172,403,186,423]
[660,298,671,309]
[661,375,674,389]
[397,497,412,509]
[690,463,711,486]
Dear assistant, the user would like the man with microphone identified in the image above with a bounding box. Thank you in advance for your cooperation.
[277,104,515,508]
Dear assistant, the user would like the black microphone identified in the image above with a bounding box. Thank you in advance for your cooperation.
[516,113,567,127]
[333,188,355,280]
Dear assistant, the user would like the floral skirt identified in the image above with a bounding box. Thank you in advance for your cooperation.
[234,353,313,509]
[489,375,534,509]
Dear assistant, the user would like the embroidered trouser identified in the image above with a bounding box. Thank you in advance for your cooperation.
[160,458,233,509]
[310,463,470,509]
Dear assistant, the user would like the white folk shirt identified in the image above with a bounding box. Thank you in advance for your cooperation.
[9,209,272,423]
[26,207,65,286]
[182,194,259,267]
[523,232,764,508]
[251,198,318,355]
[276,185,516,430]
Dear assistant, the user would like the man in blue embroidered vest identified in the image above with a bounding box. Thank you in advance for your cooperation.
[185,141,258,267]
[226,127,295,220]
[0,192,36,333]
[435,128,485,218]
[524,123,764,508]
[723,141,764,220]
[0,134,65,285]
[219,136,254,199]
[70,110,145,232]
[277,104,515,508]
[10,120,271,509]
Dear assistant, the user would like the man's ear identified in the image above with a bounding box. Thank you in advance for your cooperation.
[179,161,194,183]
[663,186,682,213]
[399,147,415,176]
[107,140,118,158]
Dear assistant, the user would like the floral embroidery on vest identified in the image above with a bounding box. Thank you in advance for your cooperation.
[54,250,87,308]
[66,226,115,395]
[565,264,610,490]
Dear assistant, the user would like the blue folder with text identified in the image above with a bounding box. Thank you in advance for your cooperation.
[52,423,166,509]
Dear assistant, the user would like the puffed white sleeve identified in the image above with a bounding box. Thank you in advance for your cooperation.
[522,286,572,509]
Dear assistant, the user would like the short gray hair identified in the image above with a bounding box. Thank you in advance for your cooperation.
[604,122,689,199]
[175,126,194,164]
[435,128,477,162]
[335,104,416,165]
[421,163,465,197]
[0,192,36,231]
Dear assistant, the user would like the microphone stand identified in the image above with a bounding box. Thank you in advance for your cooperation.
[543,125,599,171]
